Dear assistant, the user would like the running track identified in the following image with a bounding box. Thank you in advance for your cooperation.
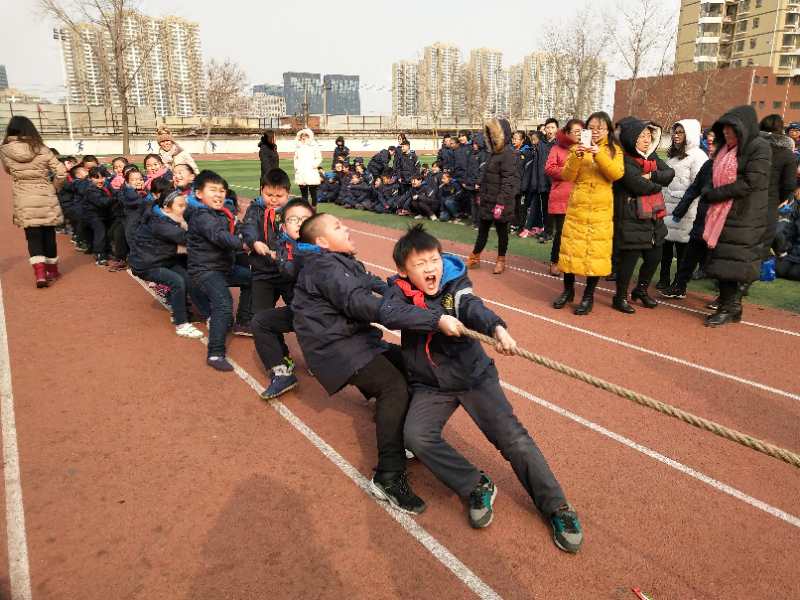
[1,171,799,599]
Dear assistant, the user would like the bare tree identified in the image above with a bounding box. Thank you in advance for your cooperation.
[461,62,489,126]
[203,58,247,152]
[608,0,677,115]
[40,0,156,154]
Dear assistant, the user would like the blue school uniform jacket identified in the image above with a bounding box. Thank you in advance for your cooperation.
[241,197,285,283]
[382,254,506,392]
[291,250,439,395]
[187,205,243,277]
[129,205,187,272]
[83,183,113,218]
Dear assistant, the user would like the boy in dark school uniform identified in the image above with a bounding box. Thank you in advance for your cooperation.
[381,225,584,553]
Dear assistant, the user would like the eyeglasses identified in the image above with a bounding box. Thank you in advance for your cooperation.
[285,216,309,225]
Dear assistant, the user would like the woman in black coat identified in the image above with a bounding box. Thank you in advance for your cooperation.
[467,118,520,275]
[258,130,279,181]
[703,105,771,327]
[612,119,675,313]
[759,114,797,256]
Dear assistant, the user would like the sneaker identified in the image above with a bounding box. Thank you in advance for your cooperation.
[370,471,426,515]
[231,322,253,337]
[468,474,498,529]
[107,259,127,272]
[655,280,671,291]
[706,297,720,311]
[660,284,686,299]
[283,356,296,373]
[405,448,416,460]
[259,366,298,400]
[413,214,423,220]
[429,214,438,221]
[95,254,108,266]
[207,356,234,372]
[175,323,204,339]
[550,504,583,553]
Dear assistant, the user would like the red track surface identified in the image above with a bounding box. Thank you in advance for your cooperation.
[1,171,799,599]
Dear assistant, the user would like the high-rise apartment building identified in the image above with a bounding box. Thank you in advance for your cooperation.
[418,43,461,118]
[675,0,800,76]
[467,48,505,117]
[249,92,286,118]
[57,14,205,116]
[392,61,418,116]
[283,72,323,116]
[0,65,8,90]
[324,74,360,115]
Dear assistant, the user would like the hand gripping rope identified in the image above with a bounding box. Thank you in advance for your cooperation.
[460,327,800,470]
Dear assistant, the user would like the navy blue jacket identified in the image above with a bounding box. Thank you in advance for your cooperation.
[83,183,113,218]
[368,149,393,177]
[530,138,556,193]
[383,255,506,392]
[394,150,420,184]
[453,142,471,182]
[437,145,455,173]
[58,177,83,218]
[318,179,340,203]
[463,134,488,190]
[117,185,150,230]
[187,205,243,277]
[291,251,439,395]
[129,205,187,272]
[241,197,284,282]
[332,144,350,167]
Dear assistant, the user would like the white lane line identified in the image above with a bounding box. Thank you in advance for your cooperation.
[0,280,33,600]
[348,226,800,338]
[378,325,800,529]
[360,259,800,403]
[127,272,502,600]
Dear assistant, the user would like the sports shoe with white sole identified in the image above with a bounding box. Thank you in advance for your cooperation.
[370,471,426,515]
[468,474,497,528]
[550,504,583,553]
[175,323,204,339]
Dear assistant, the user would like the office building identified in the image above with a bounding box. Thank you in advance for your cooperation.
[324,74,360,115]
[249,92,286,118]
[391,61,418,116]
[252,84,284,96]
[0,65,8,90]
[283,72,323,116]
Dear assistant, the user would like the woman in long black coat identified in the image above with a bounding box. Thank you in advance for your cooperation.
[467,118,520,275]
[258,130,279,181]
[703,105,771,327]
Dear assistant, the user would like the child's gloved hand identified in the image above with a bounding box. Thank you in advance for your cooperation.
[437,315,463,337]
[494,326,517,356]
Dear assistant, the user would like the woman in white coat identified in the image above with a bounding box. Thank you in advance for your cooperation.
[293,128,322,206]
[657,119,709,289]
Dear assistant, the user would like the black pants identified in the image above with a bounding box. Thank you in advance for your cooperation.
[473,219,510,257]
[776,258,800,281]
[404,372,566,516]
[24,226,58,261]
[252,280,292,315]
[549,214,566,264]
[411,197,436,218]
[718,280,739,307]
[617,245,663,297]
[513,193,526,228]
[659,240,686,284]
[299,185,318,207]
[252,306,294,371]
[674,238,708,288]
[348,347,409,474]
[85,215,109,255]
[108,218,129,261]
[563,273,599,298]
[525,192,549,231]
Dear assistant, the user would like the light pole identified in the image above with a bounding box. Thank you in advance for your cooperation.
[52,28,74,143]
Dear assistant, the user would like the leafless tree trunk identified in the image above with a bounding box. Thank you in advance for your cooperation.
[39,0,156,154]
[204,58,247,152]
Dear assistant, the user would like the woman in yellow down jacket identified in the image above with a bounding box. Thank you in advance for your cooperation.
[552,111,624,315]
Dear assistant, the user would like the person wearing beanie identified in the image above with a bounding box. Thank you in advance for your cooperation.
[156,127,199,174]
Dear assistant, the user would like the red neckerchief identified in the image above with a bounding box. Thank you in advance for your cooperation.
[285,238,294,261]
[263,204,276,245]
[393,278,437,366]
[220,206,236,234]
[179,187,190,196]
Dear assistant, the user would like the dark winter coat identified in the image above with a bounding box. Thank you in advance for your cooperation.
[532,137,556,194]
[613,119,675,251]
[704,105,771,283]
[332,144,350,168]
[291,251,439,395]
[453,142,471,182]
[437,144,455,173]
[368,149,393,178]
[186,205,243,277]
[478,118,520,222]
[394,149,420,184]
[672,159,713,242]
[58,177,83,219]
[241,197,286,282]
[259,142,279,180]
[517,144,534,194]
[83,183,113,218]
[129,205,187,272]
[463,133,488,190]
[383,255,505,392]
[761,132,797,254]
[775,202,800,264]
[117,185,150,237]
[318,178,340,204]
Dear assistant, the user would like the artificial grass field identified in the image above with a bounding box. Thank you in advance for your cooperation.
[196,157,800,314]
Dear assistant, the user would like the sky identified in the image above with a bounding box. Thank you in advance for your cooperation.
[3,0,681,113]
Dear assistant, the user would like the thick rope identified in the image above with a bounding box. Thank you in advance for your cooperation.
[461,328,800,469]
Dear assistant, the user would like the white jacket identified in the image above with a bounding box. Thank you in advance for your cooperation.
[664,119,708,243]
[159,145,199,174]
[293,128,322,186]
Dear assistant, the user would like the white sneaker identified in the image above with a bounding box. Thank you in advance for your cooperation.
[175,323,203,339]
[430,215,438,221]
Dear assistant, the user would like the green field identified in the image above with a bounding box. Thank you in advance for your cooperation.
[196,158,800,314]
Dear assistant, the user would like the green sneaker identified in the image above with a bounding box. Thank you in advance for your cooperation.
[551,504,583,553]
[468,474,497,529]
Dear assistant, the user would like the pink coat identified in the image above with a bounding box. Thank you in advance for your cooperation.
[544,130,574,215]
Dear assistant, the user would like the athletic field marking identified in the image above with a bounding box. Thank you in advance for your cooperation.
[347,226,799,338]
[127,273,502,600]
[0,280,33,600]
[360,259,800,403]
[379,325,800,529]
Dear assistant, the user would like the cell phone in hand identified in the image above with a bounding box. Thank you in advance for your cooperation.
[580,129,592,147]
